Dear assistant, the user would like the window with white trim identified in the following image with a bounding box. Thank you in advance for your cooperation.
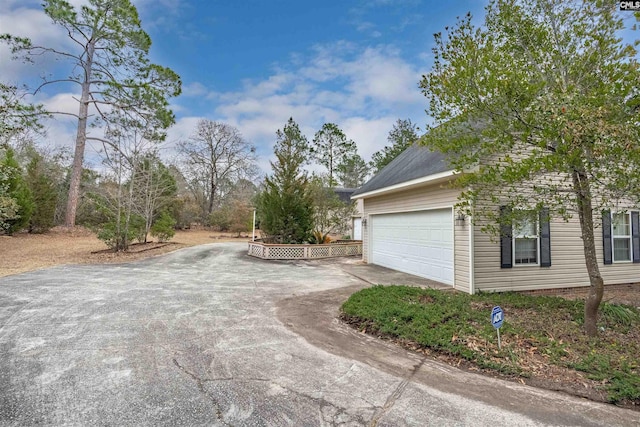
[612,212,632,262]
[513,214,539,265]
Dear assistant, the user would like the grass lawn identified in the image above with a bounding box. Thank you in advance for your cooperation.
[341,285,640,406]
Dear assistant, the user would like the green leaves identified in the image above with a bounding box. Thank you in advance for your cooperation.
[370,118,419,173]
[311,123,357,187]
[0,148,34,234]
[43,0,77,24]
[257,118,314,244]
[421,0,640,222]
[0,83,48,144]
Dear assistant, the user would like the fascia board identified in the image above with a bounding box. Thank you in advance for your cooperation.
[351,169,457,200]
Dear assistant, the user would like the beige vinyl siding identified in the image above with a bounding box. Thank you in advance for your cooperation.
[474,214,640,292]
[454,221,470,292]
[361,183,468,288]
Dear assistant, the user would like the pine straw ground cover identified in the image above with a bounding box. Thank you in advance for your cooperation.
[340,286,640,409]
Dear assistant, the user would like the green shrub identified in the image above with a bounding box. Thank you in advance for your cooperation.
[151,211,176,242]
[0,148,34,234]
[97,213,145,251]
[209,207,231,231]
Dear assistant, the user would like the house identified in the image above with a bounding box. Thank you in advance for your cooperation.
[351,144,640,294]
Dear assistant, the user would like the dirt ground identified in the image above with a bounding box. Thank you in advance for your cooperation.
[0,226,252,278]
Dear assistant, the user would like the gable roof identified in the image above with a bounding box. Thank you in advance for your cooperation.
[352,144,454,199]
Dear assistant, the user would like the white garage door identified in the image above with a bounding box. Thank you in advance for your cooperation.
[371,209,454,285]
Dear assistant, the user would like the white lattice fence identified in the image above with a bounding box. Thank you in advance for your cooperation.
[248,242,362,260]
[265,246,306,259]
[248,242,266,258]
[346,244,362,255]
[329,245,347,256]
[310,246,331,258]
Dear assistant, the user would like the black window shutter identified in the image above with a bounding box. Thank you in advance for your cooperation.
[602,210,612,265]
[632,211,640,263]
[500,206,512,268]
[539,208,551,267]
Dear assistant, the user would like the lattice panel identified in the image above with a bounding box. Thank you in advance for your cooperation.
[310,246,331,258]
[267,246,306,259]
[346,244,362,255]
[248,243,265,258]
[330,245,347,256]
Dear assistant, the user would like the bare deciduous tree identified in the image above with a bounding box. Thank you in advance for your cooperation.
[179,120,257,223]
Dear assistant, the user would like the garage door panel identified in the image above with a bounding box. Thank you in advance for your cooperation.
[371,209,453,285]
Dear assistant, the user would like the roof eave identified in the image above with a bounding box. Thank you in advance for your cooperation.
[351,169,458,200]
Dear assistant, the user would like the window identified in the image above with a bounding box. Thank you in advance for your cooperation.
[513,214,539,265]
[612,212,632,262]
[501,206,550,269]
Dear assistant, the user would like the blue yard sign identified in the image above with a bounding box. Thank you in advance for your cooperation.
[491,306,504,329]
[491,306,504,349]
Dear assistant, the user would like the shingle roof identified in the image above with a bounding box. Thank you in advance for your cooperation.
[352,144,452,197]
[333,187,358,203]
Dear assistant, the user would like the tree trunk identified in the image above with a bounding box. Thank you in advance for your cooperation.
[115,154,123,252]
[207,177,217,217]
[573,170,604,337]
[64,42,95,228]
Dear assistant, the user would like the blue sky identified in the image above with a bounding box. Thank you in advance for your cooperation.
[1,0,488,174]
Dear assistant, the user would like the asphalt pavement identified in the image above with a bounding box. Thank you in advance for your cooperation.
[0,242,637,426]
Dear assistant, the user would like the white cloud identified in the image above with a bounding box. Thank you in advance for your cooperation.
[38,93,79,122]
[187,41,428,178]
[181,82,209,98]
[0,4,74,83]
[193,44,419,155]
[161,115,204,162]
[341,116,397,160]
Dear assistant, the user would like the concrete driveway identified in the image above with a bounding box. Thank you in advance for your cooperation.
[0,242,637,426]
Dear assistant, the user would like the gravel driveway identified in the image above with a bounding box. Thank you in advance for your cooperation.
[0,242,637,426]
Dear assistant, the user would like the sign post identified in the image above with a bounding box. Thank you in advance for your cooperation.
[491,306,504,349]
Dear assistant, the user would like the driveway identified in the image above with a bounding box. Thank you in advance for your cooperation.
[0,242,637,426]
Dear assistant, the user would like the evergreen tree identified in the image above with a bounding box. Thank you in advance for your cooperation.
[311,123,357,187]
[26,153,57,233]
[336,153,368,188]
[0,148,34,234]
[257,118,313,244]
[370,119,419,173]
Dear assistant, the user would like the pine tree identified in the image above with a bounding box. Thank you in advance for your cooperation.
[257,118,313,244]
[311,123,357,187]
[370,119,419,173]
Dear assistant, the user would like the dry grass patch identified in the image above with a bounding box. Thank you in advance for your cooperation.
[0,226,251,277]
